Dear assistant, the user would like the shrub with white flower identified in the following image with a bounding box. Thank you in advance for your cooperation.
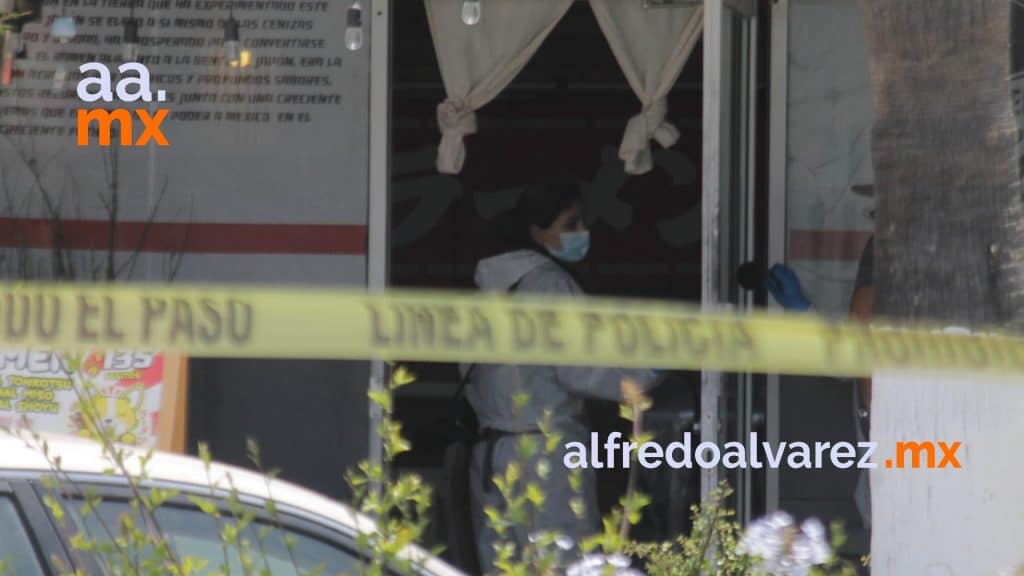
[737,511,832,576]
[525,530,578,567]
[566,552,646,576]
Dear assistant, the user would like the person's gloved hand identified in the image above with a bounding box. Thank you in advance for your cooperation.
[765,264,811,311]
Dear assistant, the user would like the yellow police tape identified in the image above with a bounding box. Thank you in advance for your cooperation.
[2,282,1024,378]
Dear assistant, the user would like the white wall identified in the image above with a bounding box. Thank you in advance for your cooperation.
[871,371,1024,574]
[0,0,371,285]
[786,0,873,311]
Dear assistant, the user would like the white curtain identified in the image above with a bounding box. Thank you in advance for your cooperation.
[589,1,703,175]
[425,0,574,174]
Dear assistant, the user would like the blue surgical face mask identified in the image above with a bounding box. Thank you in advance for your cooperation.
[547,231,590,263]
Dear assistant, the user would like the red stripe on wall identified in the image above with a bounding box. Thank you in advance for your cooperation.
[0,218,368,255]
[789,229,872,262]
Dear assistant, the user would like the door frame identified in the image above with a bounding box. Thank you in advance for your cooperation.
[368,0,393,471]
[700,0,763,520]
[765,0,789,515]
[700,0,725,504]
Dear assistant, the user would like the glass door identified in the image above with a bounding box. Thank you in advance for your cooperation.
[701,0,762,524]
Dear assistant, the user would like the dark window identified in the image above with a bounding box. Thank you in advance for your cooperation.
[62,498,361,575]
[0,496,46,576]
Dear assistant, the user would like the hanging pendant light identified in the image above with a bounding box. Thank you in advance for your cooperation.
[121,19,138,61]
[224,0,241,66]
[345,1,363,52]
[224,21,240,65]
[461,0,481,25]
[51,16,76,43]
[121,2,139,62]
[51,0,75,43]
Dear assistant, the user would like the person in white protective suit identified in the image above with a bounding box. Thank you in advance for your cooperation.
[464,178,662,570]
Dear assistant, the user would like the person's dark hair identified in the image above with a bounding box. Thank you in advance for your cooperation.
[491,177,585,284]
[517,178,583,234]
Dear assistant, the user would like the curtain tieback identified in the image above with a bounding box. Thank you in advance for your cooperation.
[619,98,679,175]
[436,99,478,174]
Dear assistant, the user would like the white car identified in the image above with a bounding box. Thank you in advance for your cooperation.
[0,431,463,576]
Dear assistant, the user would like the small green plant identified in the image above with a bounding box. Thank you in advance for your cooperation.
[346,365,433,576]
[581,380,653,557]
[808,522,859,576]
[627,482,753,576]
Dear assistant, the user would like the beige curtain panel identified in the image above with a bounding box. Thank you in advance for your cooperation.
[590,0,703,175]
[424,0,574,174]
[425,0,703,175]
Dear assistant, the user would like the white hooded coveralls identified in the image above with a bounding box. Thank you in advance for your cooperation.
[465,250,658,570]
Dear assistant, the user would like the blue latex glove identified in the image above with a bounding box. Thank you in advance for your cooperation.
[765,264,811,311]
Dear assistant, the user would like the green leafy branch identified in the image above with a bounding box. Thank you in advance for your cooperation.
[346,365,432,576]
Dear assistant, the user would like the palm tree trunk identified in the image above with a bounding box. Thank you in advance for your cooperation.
[860,1,1024,573]
[862,0,1024,325]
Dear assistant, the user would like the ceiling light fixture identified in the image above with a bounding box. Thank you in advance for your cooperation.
[121,2,139,62]
[224,0,241,66]
[461,0,480,25]
[51,0,76,44]
[345,1,363,52]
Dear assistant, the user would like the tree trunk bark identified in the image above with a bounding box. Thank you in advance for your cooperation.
[863,0,1024,324]
[860,1,1024,573]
